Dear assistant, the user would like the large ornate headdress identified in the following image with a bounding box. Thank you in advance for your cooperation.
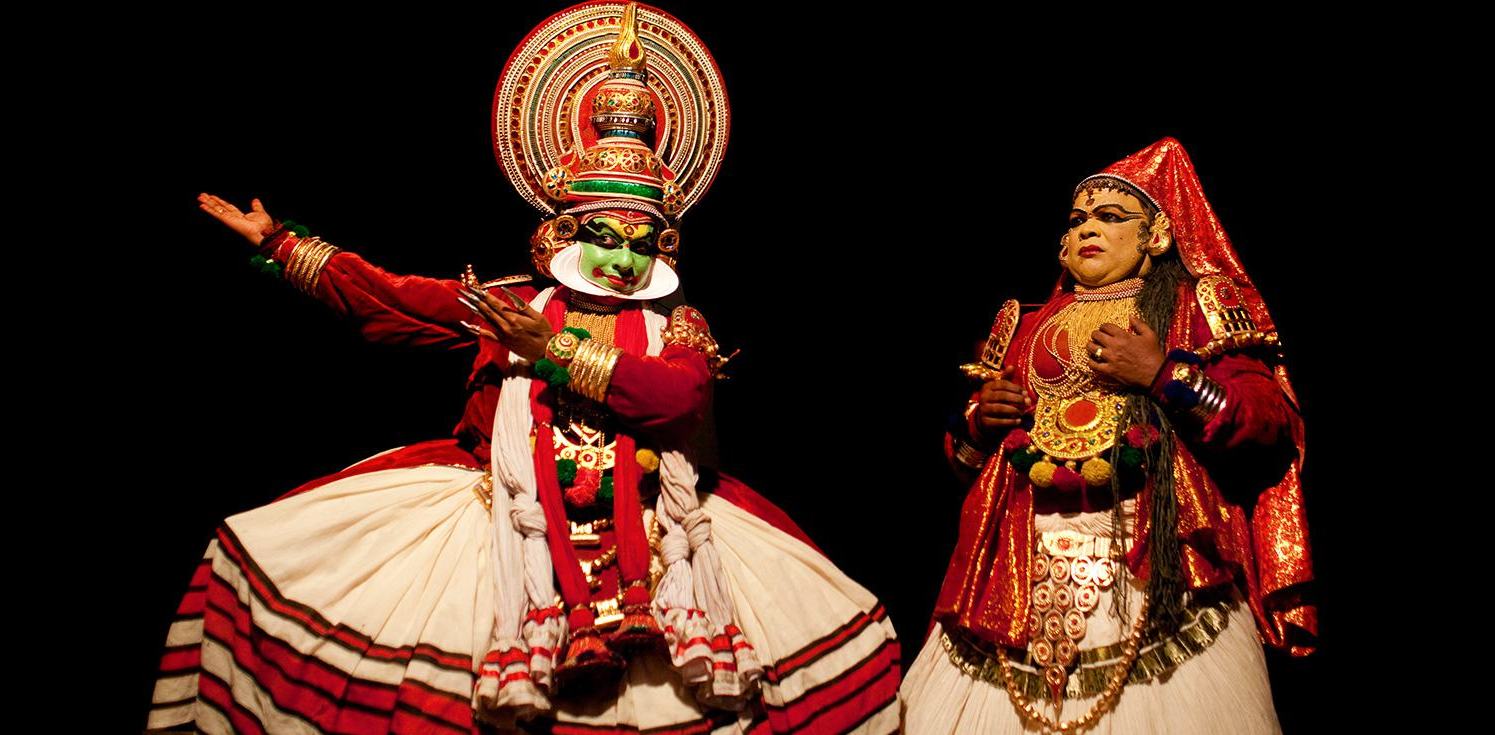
[493,1,730,279]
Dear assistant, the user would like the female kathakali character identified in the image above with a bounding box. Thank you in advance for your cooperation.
[901,138,1315,734]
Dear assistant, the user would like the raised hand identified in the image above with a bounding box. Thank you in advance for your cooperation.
[199,193,276,245]
[457,285,555,362]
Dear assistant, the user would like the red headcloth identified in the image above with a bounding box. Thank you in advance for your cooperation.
[1078,137,1275,334]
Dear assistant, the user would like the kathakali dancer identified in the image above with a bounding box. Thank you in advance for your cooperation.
[901,138,1316,733]
[148,4,899,733]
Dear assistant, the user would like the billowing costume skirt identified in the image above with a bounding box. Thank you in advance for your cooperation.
[149,448,899,734]
[900,505,1279,734]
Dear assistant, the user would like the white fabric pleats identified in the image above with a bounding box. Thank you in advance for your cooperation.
[900,505,1281,735]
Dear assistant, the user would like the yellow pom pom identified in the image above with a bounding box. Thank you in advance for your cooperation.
[1029,459,1056,487]
[635,448,660,473]
[1081,457,1112,486]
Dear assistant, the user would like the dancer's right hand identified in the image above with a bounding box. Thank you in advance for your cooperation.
[975,367,1031,438]
[199,192,277,245]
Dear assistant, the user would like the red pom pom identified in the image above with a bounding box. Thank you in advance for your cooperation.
[1002,429,1031,453]
[566,467,602,506]
[1125,425,1160,448]
[567,607,596,631]
[1051,465,1084,493]
[622,583,652,608]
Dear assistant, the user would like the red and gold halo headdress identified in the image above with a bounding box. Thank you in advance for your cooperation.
[493,1,730,276]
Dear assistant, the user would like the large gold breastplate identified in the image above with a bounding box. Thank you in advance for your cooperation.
[1026,294,1139,462]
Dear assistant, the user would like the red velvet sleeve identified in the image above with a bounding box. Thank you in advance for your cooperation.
[605,344,711,435]
[261,230,475,350]
[1150,309,1299,501]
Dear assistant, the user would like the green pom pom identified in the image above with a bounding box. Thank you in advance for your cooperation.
[598,476,614,503]
[556,458,577,484]
[250,254,282,277]
[1009,448,1041,473]
[1119,447,1145,470]
[533,360,570,386]
[563,326,592,340]
[288,223,310,237]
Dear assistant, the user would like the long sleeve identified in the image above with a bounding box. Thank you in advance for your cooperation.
[261,229,475,350]
[605,345,711,434]
[1150,307,1300,504]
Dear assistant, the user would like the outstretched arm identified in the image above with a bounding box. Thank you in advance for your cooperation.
[199,193,476,350]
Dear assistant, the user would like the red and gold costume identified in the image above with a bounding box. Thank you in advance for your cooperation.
[148,4,898,733]
[902,139,1315,734]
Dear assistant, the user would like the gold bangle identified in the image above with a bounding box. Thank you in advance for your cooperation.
[953,439,989,470]
[303,242,339,293]
[579,343,607,401]
[568,339,621,402]
[284,236,341,295]
[596,345,622,398]
[287,237,317,292]
[569,340,599,398]
[284,236,311,287]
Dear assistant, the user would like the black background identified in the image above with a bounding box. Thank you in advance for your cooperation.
[72,3,1406,731]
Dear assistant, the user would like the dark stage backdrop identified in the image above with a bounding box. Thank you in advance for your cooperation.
[95,3,1392,732]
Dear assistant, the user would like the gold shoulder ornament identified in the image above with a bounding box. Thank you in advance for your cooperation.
[661,305,735,377]
[1193,275,1280,360]
[960,298,1021,381]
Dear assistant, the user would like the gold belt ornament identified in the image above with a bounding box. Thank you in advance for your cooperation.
[943,594,1231,701]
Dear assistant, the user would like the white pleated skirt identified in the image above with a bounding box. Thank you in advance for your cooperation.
[900,505,1280,735]
[150,463,899,734]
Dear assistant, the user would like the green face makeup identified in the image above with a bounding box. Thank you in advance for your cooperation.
[577,215,657,294]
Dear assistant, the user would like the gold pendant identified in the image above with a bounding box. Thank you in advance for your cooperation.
[1028,534,1121,702]
[1030,393,1126,461]
[553,421,617,471]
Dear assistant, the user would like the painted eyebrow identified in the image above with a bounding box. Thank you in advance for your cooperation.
[1071,205,1145,217]
[1093,204,1145,216]
[583,221,656,241]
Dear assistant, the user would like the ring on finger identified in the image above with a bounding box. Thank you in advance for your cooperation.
[1093,347,1104,360]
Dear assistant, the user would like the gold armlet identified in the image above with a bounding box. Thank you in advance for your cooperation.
[661,305,733,377]
[569,339,622,402]
[284,236,342,295]
[1193,275,1281,360]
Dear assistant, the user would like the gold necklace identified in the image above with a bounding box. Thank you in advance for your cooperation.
[564,308,618,347]
[1025,293,1138,461]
